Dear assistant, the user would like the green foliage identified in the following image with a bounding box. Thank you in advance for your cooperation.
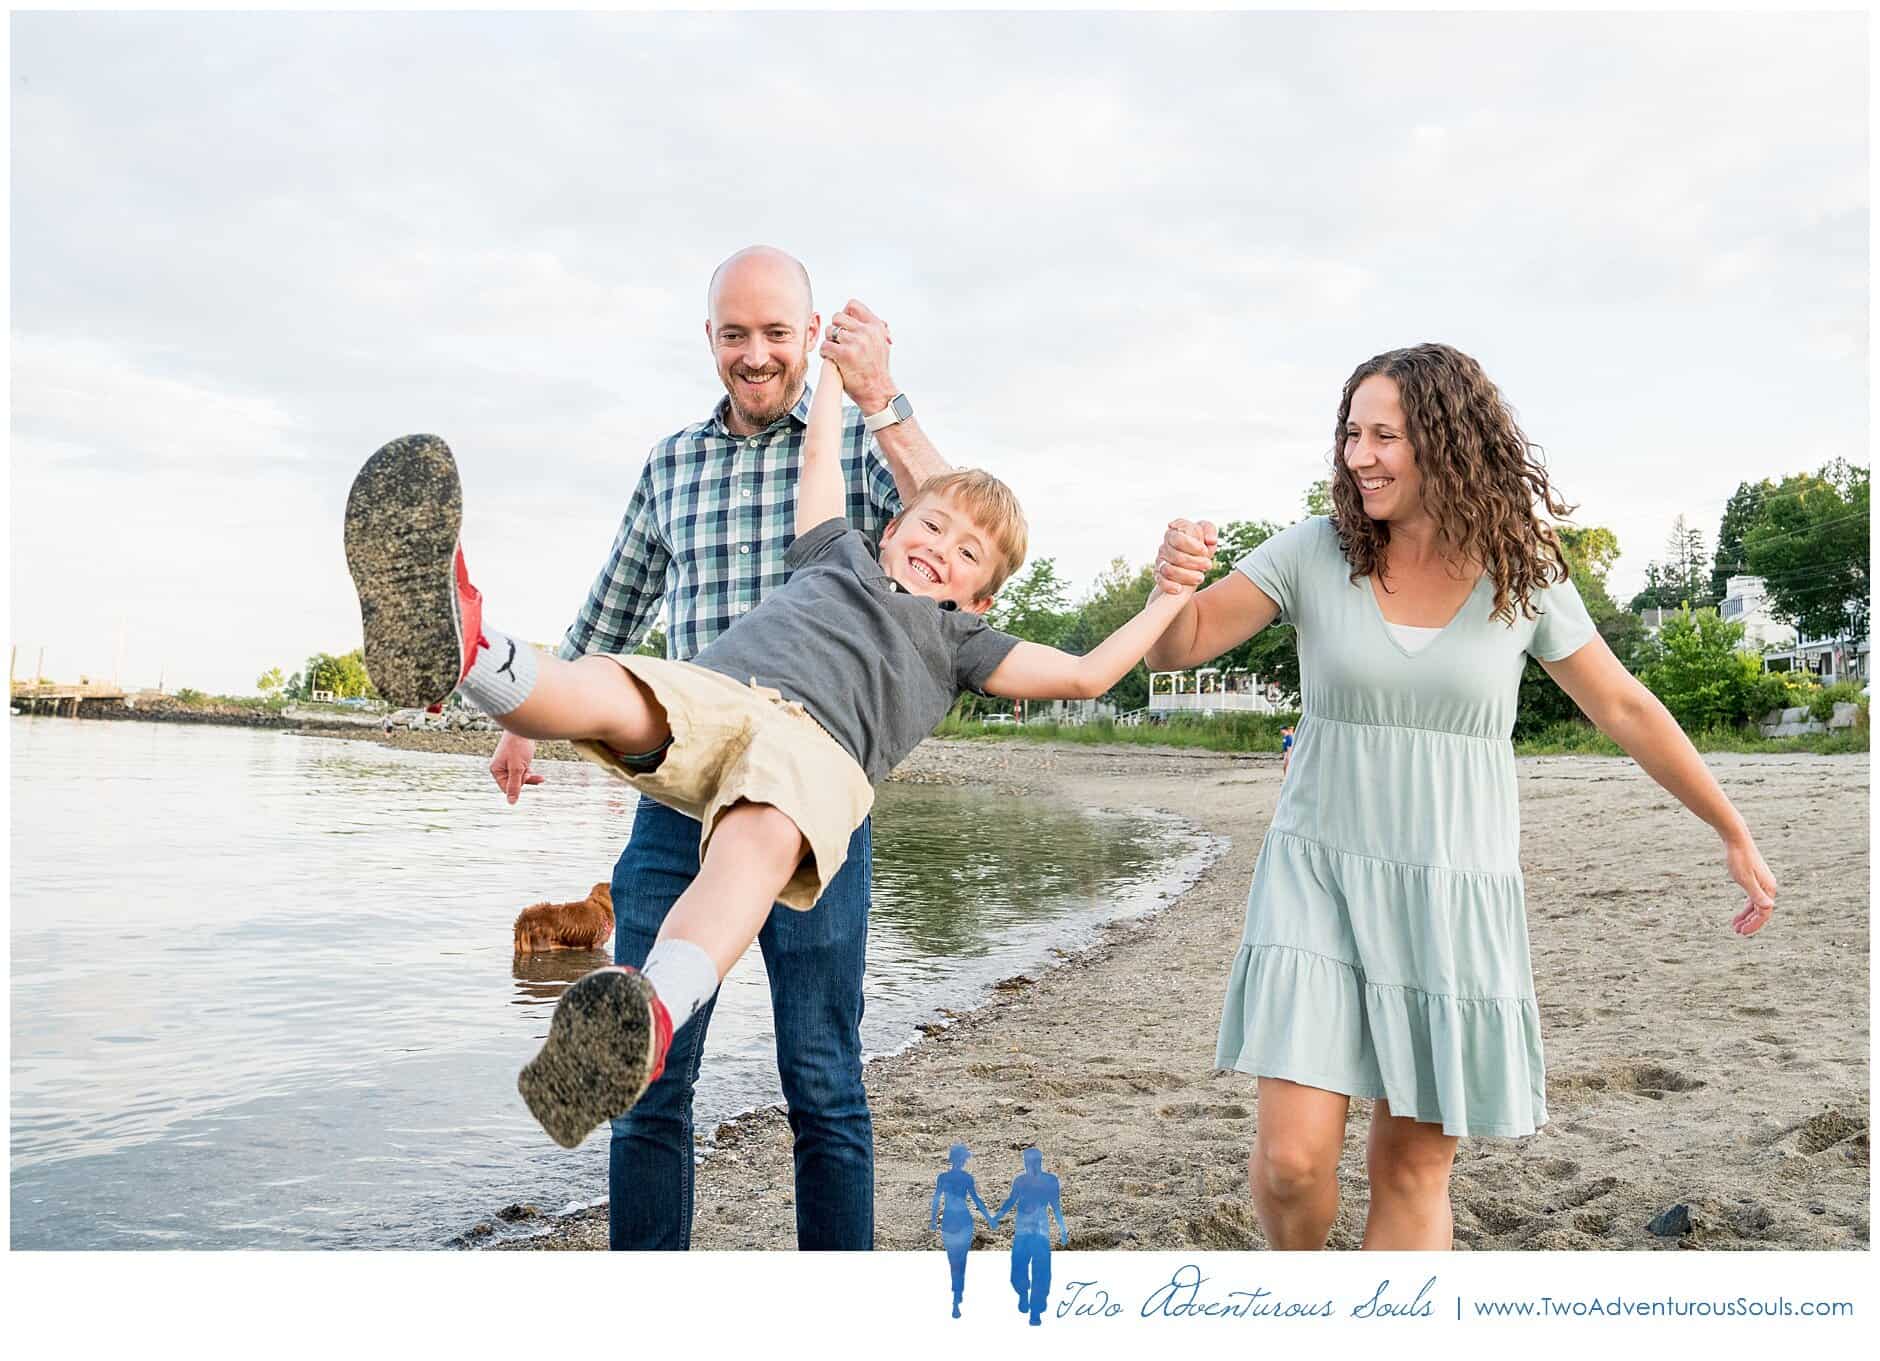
[1512,718,1868,757]
[1556,526,1620,587]
[1058,558,1159,710]
[1626,561,1672,613]
[302,649,377,700]
[1808,680,1866,724]
[1741,459,1869,646]
[1637,607,1773,731]
[934,710,1298,753]
[1626,514,1713,612]
[1197,519,1301,704]
[1710,479,1776,602]
[1515,523,1636,738]
[635,626,668,659]
[1512,721,1624,756]
[989,557,1074,649]
[173,687,207,706]
[1303,479,1334,517]
[256,666,285,695]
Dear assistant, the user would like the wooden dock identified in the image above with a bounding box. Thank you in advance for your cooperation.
[10,680,128,717]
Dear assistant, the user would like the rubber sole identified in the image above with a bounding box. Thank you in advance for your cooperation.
[343,434,464,709]
[518,967,660,1149]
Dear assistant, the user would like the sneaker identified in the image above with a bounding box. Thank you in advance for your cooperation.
[517,966,673,1149]
[343,434,485,710]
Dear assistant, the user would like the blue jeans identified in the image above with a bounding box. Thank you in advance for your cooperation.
[608,796,874,1250]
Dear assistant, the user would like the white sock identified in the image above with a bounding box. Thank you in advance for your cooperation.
[642,938,719,1031]
[458,627,538,717]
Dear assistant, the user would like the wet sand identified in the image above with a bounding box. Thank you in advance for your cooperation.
[369,732,1867,1252]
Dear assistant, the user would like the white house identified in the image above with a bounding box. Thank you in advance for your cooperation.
[1717,575,1797,652]
[1763,630,1869,684]
[1639,576,1799,653]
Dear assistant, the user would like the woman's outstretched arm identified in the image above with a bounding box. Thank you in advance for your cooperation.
[1541,635,1778,935]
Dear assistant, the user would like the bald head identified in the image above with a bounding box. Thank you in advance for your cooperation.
[706,245,813,322]
[705,245,820,436]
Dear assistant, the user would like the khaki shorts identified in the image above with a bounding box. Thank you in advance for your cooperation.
[570,655,875,911]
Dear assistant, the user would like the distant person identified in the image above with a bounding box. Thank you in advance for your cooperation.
[1147,342,1778,1250]
[1279,724,1295,778]
[991,1147,1067,1325]
[342,370,1210,1160]
[930,1143,993,1318]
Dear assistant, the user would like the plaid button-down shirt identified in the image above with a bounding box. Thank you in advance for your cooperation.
[558,384,904,663]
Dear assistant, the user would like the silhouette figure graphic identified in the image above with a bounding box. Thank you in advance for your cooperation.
[991,1147,1068,1326]
[930,1143,994,1318]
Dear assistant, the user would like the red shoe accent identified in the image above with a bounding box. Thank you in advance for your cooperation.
[645,986,674,1085]
[453,546,486,686]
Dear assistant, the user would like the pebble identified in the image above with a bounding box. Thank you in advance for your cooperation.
[1646,1204,1693,1237]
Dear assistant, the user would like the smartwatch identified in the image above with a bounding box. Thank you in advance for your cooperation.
[863,393,914,434]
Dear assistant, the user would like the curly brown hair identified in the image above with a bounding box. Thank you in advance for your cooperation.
[1329,343,1575,625]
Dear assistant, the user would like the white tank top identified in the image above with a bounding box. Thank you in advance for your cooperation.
[1387,621,1443,654]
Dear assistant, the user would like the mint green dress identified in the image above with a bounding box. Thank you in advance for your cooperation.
[1215,516,1596,1137]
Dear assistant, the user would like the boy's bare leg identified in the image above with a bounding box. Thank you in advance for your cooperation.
[658,800,809,976]
[517,800,810,1148]
[488,652,672,758]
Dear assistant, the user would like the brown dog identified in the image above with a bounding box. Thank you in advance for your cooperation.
[513,882,615,954]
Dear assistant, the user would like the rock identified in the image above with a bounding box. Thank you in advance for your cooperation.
[1646,1204,1693,1237]
[495,1203,540,1223]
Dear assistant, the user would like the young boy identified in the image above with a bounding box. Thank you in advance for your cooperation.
[343,360,1209,1150]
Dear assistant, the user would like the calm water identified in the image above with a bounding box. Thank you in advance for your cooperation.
[10,718,1214,1249]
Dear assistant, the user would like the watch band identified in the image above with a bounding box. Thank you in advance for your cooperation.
[863,393,913,434]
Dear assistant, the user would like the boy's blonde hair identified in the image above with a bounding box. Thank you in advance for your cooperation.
[903,468,1028,597]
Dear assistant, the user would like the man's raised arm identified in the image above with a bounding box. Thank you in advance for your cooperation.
[821,298,947,500]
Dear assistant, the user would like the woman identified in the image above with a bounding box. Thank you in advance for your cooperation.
[930,1143,993,1316]
[1146,343,1778,1250]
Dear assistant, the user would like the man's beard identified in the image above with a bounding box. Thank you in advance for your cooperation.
[724,357,806,430]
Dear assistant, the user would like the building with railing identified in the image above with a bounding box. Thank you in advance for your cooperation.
[1147,667,1288,716]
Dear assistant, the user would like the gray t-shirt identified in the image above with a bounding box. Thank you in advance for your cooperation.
[691,517,1022,782]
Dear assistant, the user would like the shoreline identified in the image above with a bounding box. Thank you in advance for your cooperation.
[460,739,1868,1252]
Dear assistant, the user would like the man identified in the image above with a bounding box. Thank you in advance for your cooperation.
[992,1147,1069,1325]
[488,245,946,1249]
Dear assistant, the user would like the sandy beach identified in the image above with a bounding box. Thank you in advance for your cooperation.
[340,729,1869,1252]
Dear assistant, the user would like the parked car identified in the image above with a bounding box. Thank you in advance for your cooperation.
[981,713,1017,727]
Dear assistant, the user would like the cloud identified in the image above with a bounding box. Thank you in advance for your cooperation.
[8,9,1868,692]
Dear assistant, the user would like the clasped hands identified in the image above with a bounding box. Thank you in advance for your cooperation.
[819,299,896,414]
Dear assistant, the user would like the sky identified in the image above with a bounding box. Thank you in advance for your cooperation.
[8,8,1869,696]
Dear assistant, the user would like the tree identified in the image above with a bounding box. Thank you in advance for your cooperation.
[1556,526,1619,587]
[1627,561,1672,614]
[1742,460,1870,647]
[1710,478,1775,602]
[1194,519,1301,704]
[256,667,285,696]
[1639,607,1788,732]
[1059,558,1159,711]
[1303,478,1334,517]
[1517,523,1637,737]
[634,626,668,659]
[990,557,1074,648]
[1663,514,1712,608]
[303,648,377,700]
